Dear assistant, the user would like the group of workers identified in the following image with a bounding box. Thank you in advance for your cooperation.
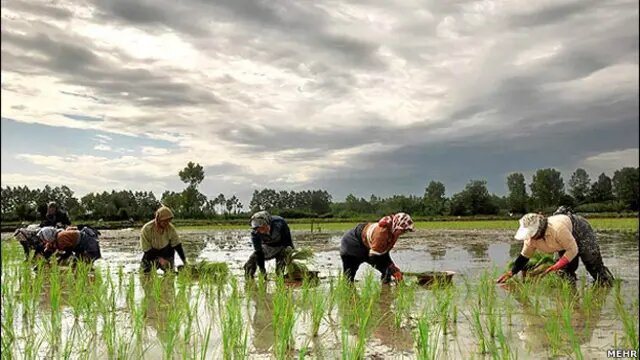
[13,202,101,264]
[14,201,614,286]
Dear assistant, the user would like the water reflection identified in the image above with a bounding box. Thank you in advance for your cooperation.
[244,280,275,354]
[374,286,416,352]
[502,281,612,356]
[140,273,176,346]
[462,243,489,259]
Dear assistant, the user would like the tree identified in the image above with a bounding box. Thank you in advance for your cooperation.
[613,167,639,211]
[309,190,332,214]
[589,173,614,203]
[179,162,205,187]
[449,180,498,216]
[530,168,565,209]
[423,181,447,216]
[161,191,182,214]
[506,173,528,214]
[215,194,226,214]
[568,168,591,204]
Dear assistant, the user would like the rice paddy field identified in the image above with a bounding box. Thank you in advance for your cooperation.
[1,223,638,359]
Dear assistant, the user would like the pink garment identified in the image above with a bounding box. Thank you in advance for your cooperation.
[378,212,415,232]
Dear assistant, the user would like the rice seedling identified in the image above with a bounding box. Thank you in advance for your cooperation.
[117,265,125,294]
[393,280,416,328]
[310,287,327,337]
[162,300,182,359]
[349,271,381,359]
[1,277,16,356]
[198,324,213,360]
[298,342,309,359]
[470,305,487,354]
[432,282,455,336]
[493,319,516,360]
[220,277,248,360]
[545,314,562,357]
[415,306,440,360]
[273,274,297,360]
[614,287,639,349]
[182,289,202,358]
[47,261,63,351]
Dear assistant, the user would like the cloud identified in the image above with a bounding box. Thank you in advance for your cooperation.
[141,146,169,156]
[93,144,112,151]
[0,0,637,204]
[577,148,639,176]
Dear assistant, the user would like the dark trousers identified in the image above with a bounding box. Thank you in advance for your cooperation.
[243,246,290,277]
[74,231,102,262]
[141,245,175,272]
[341,252,394,283]
[557,215,614,285]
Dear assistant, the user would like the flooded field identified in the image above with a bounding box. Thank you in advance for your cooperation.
[2,228,638,359]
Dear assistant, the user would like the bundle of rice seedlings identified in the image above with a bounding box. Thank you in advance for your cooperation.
[282,247,317,280]
[187,261,229,279]
[506,253,555,277]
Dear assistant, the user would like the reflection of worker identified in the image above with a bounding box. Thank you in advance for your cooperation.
[373,287,415,352]
[244,281,274,354]
[140,274,176,343]
[497,212,614,285]
[340,213,415,283]
[140,206,187,273]
[501,282,611,354]
[334,283,414,352]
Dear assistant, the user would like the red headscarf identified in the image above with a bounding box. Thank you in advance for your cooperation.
[378,212,415,232]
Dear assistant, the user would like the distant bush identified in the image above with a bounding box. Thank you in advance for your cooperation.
[276,209,317,219]
[575,201,625,213]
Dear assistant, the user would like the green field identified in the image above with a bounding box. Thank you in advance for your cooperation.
[178,218,638,232]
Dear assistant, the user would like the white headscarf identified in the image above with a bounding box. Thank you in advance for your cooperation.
[37,226,60,243]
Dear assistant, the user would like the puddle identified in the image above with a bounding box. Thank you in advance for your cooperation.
[2,228,638,359]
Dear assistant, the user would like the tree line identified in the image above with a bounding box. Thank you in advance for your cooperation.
[1,164,637,222]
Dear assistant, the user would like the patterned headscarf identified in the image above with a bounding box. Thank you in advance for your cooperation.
[37,226,60,243]
[250,211,272,229]
[378,212,415,232]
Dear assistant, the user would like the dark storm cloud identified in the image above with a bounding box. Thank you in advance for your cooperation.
[90,0,384,69]
[1,0,637,200]
[5,0,74,20]
[305,116,640,200]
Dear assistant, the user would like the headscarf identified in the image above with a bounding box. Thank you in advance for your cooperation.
[155,206,174,222]
[37,226,60,243]
[250,210,272,229]
[378,212,415,232]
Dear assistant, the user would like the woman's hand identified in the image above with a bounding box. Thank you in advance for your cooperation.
[158,257,169,267]
[496,271,513,284]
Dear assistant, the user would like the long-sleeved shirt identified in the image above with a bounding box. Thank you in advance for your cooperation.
[361,223,397,256]
[520,215,578,261]
[250,216,293,250]
[140,220,180,252]
[45,229,80,252]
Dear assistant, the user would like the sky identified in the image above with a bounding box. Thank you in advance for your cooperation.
[1,0,638,206]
